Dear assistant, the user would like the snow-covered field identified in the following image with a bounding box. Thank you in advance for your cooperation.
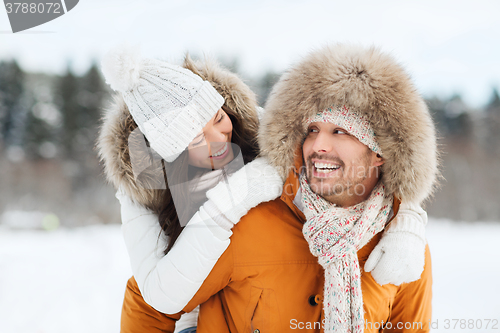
[0,218,499,333]
[426,219,500,331]
[0,224,131,333]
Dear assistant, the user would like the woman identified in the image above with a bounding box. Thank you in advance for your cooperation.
[98,47,282,332]
[98,46,428,333]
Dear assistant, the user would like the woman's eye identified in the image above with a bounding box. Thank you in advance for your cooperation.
[308,128,318,133]
[192,136,205,147]
[334,129,347,135]
[216,114,224,123]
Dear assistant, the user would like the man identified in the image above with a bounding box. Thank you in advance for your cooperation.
[119,44,438,332]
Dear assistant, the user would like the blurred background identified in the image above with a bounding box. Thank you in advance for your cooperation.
[1,0,499,332]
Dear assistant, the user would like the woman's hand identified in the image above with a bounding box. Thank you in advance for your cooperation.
[364,202,428,286]
[204,157,283,229]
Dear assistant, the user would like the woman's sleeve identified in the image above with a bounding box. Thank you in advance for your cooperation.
[117,190,232,314]
[117,157,282,314]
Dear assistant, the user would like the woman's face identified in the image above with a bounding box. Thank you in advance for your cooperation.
[187,108,234,169]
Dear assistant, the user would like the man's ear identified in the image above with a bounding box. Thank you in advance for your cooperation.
[373,153,385,167]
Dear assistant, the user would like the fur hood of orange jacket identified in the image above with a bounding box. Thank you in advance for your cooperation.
[259,43,439,205]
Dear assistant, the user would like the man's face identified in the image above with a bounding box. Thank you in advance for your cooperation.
[302,121,384,207]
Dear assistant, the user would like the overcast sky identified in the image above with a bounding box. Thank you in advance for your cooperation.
[1,0,499,107]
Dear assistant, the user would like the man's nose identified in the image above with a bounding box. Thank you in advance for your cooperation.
[312,132,333,153]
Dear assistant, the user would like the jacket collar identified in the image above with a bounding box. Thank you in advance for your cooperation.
[279,146,305,221]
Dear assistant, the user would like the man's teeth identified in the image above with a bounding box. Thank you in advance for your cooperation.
[314,162,340,173]
[212,143,227,157]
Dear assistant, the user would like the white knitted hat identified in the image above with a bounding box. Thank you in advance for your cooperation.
[306,105,383,156]
[101,44,224,162]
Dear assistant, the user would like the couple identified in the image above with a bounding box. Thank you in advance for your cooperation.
[98,43,438,332]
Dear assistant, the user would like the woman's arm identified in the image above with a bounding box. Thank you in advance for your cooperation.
[118,157,283,314]
[121,236,235,333]
[118,190,231,314]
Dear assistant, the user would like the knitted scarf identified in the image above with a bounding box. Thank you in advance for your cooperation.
[300,173,393,333]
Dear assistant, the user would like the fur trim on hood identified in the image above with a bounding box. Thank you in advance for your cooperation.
[259,44,438,204]
[97,56,259,212]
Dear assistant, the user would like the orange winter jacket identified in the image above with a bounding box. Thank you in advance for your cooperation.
[121,159,432,333]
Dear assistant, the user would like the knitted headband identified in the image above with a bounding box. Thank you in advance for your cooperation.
[306,105,382,156]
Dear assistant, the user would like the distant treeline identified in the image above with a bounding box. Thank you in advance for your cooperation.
[0,59,499,224]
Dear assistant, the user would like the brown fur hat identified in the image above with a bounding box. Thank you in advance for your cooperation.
[97,55,259,211]
[258,44,439,204]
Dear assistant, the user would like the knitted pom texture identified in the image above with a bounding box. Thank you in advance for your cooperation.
[101,44,142,92]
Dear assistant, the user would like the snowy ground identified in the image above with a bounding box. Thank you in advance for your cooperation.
[0,218,499,333]
[426,219,500,332]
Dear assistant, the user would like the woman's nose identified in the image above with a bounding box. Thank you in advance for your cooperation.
[205,129,227,144]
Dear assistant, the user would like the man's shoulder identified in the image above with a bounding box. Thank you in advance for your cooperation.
[229,197,311,258]
[237,197,300,230]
